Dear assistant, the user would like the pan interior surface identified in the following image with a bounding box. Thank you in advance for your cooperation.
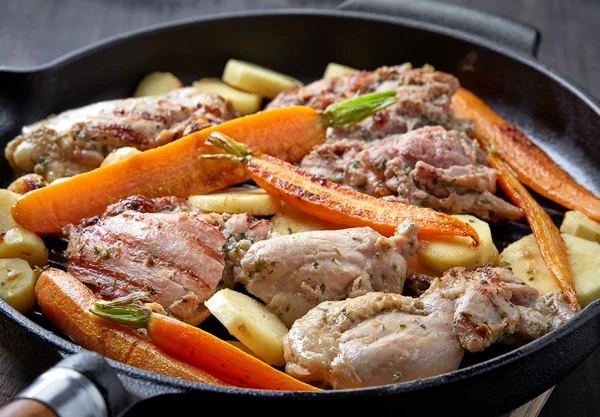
[1,10,600,416]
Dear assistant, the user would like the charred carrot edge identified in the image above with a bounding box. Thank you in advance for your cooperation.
[203,133,479,245]
[147,313,319,391]
[488,154,579,308]
[451,87,600,222]
[34,268,230,386]
[12,106,324,234]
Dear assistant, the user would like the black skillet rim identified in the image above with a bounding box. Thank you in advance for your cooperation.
[2,8,600,399]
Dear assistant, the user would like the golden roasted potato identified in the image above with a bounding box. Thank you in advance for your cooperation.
[192,78,261,115]
[323,62,359,78]
[498,233,600,307]
[0,227,48,268]
[270,203,343,235]
[0,189,19,231]
[560,210,600,243]
[101,147,143,167]
[416,215,497,274]
[222,59,302,99]
[0,258,37,313]
[205,289,288,366]
[8,174,48,195]
[133,72,184,97]
[188,187,281,216]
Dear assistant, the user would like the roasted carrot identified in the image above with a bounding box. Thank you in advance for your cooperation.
[34,268,230,386]
[451,87,600,222]
[12,91,398,234]
[90,297,319,391]
[488,154,579,308]
[201,132,479,245]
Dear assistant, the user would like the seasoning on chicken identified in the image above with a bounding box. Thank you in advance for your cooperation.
[65,195,273,324]
[66,210,226,325]
[267,63,470,142]
[6,87,237,181]
[283,266,575,389]
[301,126,522,221]
[235,221,419,327]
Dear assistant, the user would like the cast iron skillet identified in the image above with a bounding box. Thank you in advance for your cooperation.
[1,1,600,416]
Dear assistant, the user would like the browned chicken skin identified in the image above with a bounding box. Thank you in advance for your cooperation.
[235,221,419,327]
[267,63,470,142]
[6,88,237,181]
[283,266,575,389]
[302,126,522,221]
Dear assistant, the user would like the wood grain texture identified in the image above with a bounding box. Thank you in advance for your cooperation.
[0,1,599,417]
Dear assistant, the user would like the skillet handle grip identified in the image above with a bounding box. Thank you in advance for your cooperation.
[0,351,135,417]
[337,0,541,58]
[0,399,58,417]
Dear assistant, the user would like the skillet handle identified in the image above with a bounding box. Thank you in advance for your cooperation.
[337,0,541,58]
[0,351,136,417]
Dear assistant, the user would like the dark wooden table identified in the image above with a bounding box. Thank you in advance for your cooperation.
[0,1,599,416]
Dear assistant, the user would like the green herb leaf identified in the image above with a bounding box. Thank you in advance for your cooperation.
[322,90,398,128]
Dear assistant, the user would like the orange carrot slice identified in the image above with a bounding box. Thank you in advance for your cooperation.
[90,294,319,391]
[35,268,229,385]
[146,313,319,391]
[488,154,579,308]
[452,87,600,222]
[202,132,479,245]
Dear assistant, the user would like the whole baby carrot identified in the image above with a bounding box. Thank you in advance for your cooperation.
[13,91,398,234]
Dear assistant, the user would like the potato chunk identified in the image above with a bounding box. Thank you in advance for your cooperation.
[8,174,48,195]
[192,78,261,115]
[498,233,600,307]
[0,258,36,313]
[323,62,359,78]
[0,190,19,231]
[560,210,600,243]
[101,147,142,167]
[133,72,184,97]
[188,187,281,216]
[270,203,342,235]
[416,215,497,274]
[0,227,48,268]
[222,59,303,99]
[205,289,288,366]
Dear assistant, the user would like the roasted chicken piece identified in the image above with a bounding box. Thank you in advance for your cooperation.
[284,266,575,389]
[67,210,226,325]
[65,196,272,324]
[6,88,237,181]
[235,221,419,327]
[301,126,522,221]
[267,63,470,142]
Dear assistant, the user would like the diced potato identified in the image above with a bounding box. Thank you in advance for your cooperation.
[416,215,498,274]
[0,190,20,231]
[560,210,600,243]
[188,187,281,216]
[133,72,184,97]
[8,174,48,195]
[270,203,343,235]
[0,258,37,313]
[406,254,441,278]
[497,233,600,307]
[222,59,303,99]
[101,147,143,167]
[0,227,48,268]
[192,78,261,115]
[205,289,288,366]
[323,62,359,78]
